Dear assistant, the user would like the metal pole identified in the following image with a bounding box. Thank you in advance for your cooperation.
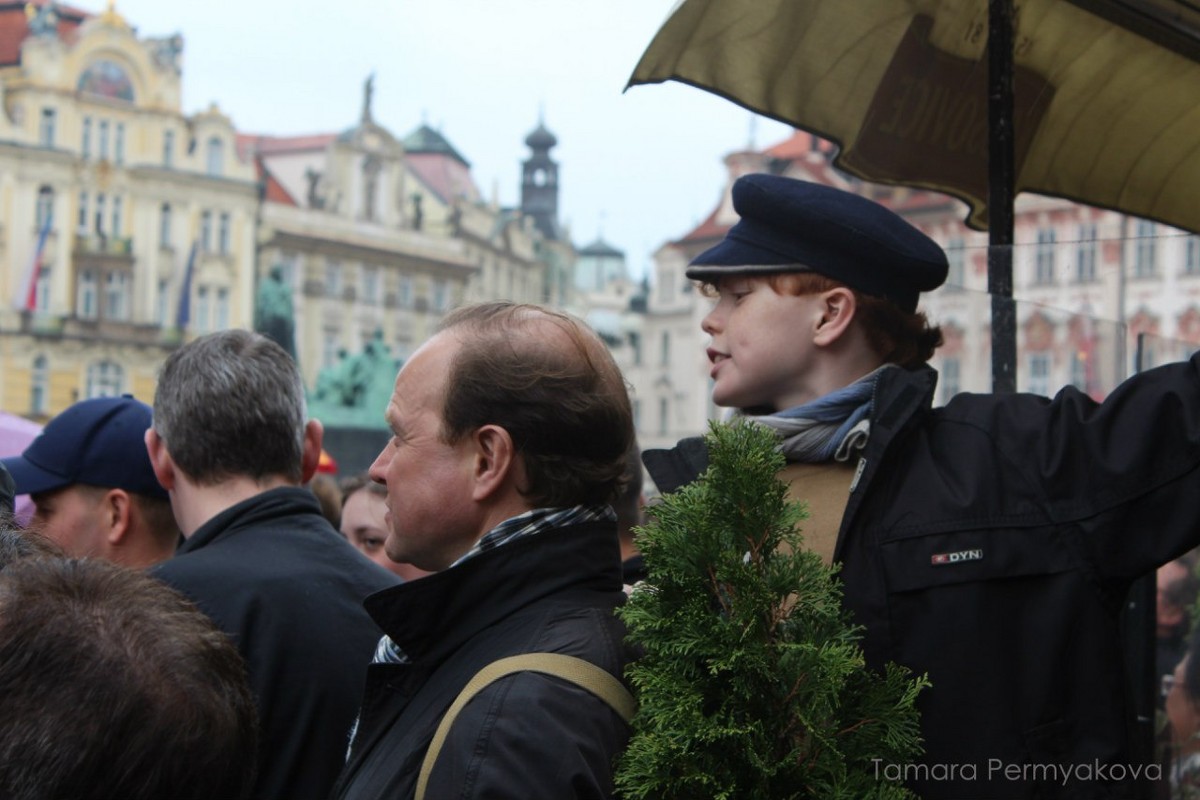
[988,0,1017,393]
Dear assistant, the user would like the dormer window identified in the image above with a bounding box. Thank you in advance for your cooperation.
[206,136,223,177]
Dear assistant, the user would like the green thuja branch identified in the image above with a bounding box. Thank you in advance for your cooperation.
[616,419,928,800]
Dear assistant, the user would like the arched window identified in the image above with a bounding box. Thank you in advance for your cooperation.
[85,360,124,399]
[206,136,223,177]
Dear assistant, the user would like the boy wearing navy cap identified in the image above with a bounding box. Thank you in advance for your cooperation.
[645,174,1200,799]
[2,395,178,568]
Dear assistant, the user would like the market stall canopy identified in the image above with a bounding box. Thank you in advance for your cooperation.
[628,0,1200,232]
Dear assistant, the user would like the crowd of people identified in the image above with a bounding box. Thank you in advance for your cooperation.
[1,176,1200,799]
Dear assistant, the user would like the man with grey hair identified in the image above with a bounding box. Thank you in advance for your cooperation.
[146,329,398,800]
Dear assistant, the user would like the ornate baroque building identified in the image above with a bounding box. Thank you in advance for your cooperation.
[0,0,257,417]
[244,100,563,395]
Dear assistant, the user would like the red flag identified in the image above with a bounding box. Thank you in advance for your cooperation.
[17,219,51,312]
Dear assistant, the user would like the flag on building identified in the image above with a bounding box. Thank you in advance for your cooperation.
[175,240,198,330]
[15,218,52,312]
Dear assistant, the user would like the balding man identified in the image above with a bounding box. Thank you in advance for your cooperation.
[334,302,635,800]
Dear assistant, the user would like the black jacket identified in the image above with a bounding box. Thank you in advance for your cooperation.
[152,487,399,800]
[333,519,631,800]
[646,356,1200,799]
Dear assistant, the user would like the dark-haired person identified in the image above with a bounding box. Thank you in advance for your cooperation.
[645,174,1200,799]
[145,329,398,800]
[0,556,258,800]
[333,302,634,800]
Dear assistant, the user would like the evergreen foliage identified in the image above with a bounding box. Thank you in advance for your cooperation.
[616,420,929,800]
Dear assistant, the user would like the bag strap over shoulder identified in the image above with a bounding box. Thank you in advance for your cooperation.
[415,653,636,800]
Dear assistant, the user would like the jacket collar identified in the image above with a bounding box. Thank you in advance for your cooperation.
[178,486,321,554]
[363,518,622,666]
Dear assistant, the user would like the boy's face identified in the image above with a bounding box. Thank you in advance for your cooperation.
[701,275,826,411]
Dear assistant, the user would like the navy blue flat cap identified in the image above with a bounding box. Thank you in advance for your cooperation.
[2,395,167,499]
[687,175,948,312]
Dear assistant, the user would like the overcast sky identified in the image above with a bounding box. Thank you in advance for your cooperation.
[101,0,792,279]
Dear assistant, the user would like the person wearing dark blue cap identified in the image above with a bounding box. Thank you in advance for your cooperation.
[644,174,1200,799]
[2,395,178,568]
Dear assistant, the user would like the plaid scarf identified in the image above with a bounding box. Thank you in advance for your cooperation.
[372,504,614,665]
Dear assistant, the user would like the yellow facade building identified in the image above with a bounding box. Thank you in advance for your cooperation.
[0,2,257,419]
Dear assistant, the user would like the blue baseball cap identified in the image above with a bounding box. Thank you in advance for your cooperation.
[687,175,948,313]
[1,396,167,499]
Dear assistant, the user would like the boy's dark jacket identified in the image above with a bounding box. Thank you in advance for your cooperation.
[646,354,1200,799]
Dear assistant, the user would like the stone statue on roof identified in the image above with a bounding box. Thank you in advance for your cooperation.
[25,1,59,36]
[362,73,375,124]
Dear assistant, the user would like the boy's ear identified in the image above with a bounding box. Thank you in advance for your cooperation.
[813,287,858,346]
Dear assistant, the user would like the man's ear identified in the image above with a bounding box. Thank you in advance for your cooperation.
[813,287,858,347]
[144,428,176,492]
[299,419,324,484]
[102,488,133,545]
[470,424,517,502]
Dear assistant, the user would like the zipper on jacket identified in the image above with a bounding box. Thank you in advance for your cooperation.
[850,457,867,493]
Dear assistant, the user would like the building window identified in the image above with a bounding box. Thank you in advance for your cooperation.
[1070,351,1088,391]
[111,196,123,237]
[200,211,213,252]
[629,331,642,366]
[30,356,48,416]
[78,191,89,233]
[105,271,128,320]
[432,279,448,312]
[1034,228,1056,285]
[215,287,230,330]
[659,397,669,436]
[325,260,342,297]
[81,117,92,159]
[1075,224,1097,283]
[323,329,341,368]
[163,129,174,168]
[660,331,671,366]
[195,286,211,333]
[362,267,380,305]
[114,123,125,165]
[658,268,675,305]
[77,270,97,319]
[34,265,51,313]
[398,275,413,308]
[35,185,54,231]
[85,360,124,399]
[94,193,106,235]
[156,278,170,326]
[1134,220,1157,278]
[160,204,172,248]
[39,108,56,147]
[1027,353,1051,396]
[98,120,109,160]
[1185,236,1200,276]
[217,212,230,255]
[945,238,965,289]
[940,357,960,403]
[206,136,223,177]
[631,398,641,431]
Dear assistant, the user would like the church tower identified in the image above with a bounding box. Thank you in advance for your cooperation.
[520,117,560,240]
